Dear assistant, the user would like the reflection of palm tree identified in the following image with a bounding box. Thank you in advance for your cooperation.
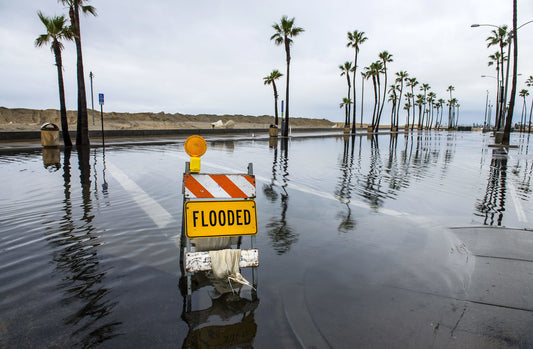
[335,136,357,232]
[45,147,121,347]
[35,12,74,147]
[475,148,508,226]
[267,139,297,254]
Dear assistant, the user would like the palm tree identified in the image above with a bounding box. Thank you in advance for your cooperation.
[420,83,430,123]
[59,0,96,147]
[360,71,368,127]
[519,89,529,132]
[486,25,508,125]
[437,98,445,127]
[388,85,399,130]
[395,71,408,126]
[406,77,418,130]
[366,61,383,132]
[447,85,455,128]
[404,92,413,128]
[35,11,74,147]
[347,30,368,133]
[271,16,304,137]
[488,51,505,129]
[526,76,533,133]
[377,51,393,122]
[339,61,354,127]
[340,98,353,127]
[403,101,411,128]
[427,91,436,129]
[263,69,283,126]
[502,0,518,145]
[415,94,425,129]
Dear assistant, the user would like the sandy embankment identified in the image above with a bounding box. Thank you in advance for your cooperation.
[0,107,338,131]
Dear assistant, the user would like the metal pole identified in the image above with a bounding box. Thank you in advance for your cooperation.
[100,103,105,146]
[90,72,95,125]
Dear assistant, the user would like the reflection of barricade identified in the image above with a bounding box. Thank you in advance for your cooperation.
[40,123,59,147]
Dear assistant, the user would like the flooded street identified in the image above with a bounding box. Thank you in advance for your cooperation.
[1,131,533,347]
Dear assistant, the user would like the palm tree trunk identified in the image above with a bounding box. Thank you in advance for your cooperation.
[345,74,351,127]
[284,41,291,138]
[371,76,378,130]
[351,52,358,134]
[502,0,517,145]
[360,75,364,127]
[273,82,279,126]
[70,3,90,146]
[53,44,72,147]
[396,82,403,127]
[529,97,533,133]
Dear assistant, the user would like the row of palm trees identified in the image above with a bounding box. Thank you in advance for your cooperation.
[338,31,459,133]
[35,0,95,147]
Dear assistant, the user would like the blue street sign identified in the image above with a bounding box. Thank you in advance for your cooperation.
[99,93,104,105]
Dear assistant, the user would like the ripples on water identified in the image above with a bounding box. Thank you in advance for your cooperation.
[1,132,533,347]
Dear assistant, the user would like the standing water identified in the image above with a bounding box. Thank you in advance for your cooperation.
[1,131,533,347]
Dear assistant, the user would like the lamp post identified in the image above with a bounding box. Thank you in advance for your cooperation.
[481,75,502,130]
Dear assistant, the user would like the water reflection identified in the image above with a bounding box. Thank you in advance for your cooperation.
[265,138,297,254]
[179,237,259,348]
[335,135,357,232]
[42,147,61,171]
[45,146,121,347]
[475,148,508,225]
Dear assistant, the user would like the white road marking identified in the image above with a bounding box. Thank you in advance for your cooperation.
[107,162,174,229]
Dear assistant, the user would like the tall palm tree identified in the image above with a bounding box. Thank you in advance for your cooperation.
[406,77,418,130]
[360,71,368,127]
[366,61,383,132]
[486,25,508,125]
[526,76,533,133]
[447,85,455,128]
[347,30,368,133]
[395,71,408,126]
[263,69,283,126]
[377,51,393,122]
[271,16,304,137]
[339,61,354,127]
[35,11,74,147]
[60,0,96,147]
[519,89,529,132]
[502,0,518,145]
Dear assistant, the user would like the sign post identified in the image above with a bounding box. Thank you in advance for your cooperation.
[98,93,105,146]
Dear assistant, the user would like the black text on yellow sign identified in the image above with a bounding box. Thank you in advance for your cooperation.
[184,200,257,238]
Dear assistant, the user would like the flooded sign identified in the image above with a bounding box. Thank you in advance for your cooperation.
[184,200,257,238]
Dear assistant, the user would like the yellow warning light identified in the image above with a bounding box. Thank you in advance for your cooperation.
[185,135,206,173]
[184,135,207,157]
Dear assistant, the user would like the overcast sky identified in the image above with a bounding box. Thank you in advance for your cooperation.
[1,0,532,125]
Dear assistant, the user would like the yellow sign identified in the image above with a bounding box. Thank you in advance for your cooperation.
[185,200,257,238]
